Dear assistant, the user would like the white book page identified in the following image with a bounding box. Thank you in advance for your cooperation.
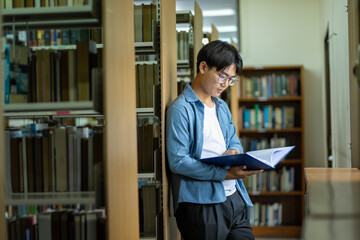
[246,146,294,167]
[246,148,274,165]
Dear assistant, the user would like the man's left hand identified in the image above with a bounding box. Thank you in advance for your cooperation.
[223,149,241,156]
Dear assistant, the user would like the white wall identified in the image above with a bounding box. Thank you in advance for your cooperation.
[240,0,326,167]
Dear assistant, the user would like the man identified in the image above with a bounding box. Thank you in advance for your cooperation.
[166,40,262,240]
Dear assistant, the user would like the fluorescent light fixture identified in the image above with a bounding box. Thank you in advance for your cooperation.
[219,38,232,43]
[217,26,237,33]
[176,27,191,32]
[203,9,235,17]
[203,26,237,33]
[203,27,211,33]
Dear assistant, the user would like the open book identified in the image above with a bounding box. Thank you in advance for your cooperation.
[199,146,295,170]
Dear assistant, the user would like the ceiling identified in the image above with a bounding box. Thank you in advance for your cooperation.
[134,0,239,45]
[176,0,239,44]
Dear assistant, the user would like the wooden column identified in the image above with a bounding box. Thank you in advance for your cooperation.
[160,0,177,239]
[103,0,139,239]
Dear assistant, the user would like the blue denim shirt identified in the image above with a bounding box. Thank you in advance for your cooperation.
[166,84,253,208]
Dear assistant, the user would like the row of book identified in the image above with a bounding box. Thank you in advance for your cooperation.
[3,0,89,9]
[23,28,103,47]
[6,203,96,218]
[4,124,105,202]
[240,135,288,152]
[134,3,157,42]
[239,105,296,130]
[136,63,158,108]
[176,30,192,61]
[137,117,159,173]
[239,73,300,99]
[247,202,283,227]
[138,184,160,235]
[6,209,106,240]
[244,167,296,193]
[3,41,102,104]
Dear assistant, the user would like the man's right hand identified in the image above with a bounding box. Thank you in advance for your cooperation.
[225,165,263,180]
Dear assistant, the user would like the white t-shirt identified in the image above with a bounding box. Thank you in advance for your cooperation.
[200,103,236,197]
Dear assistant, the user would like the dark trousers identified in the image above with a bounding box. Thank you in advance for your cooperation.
[175,191,254,240]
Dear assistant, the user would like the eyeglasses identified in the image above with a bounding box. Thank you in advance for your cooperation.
[210,68,239,86]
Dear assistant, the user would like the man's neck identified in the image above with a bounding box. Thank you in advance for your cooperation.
[191,78,214,107]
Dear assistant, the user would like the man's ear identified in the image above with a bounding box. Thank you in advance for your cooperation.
[199,61,208,74]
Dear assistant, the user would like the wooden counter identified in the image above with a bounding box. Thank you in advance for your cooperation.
[303,168,360,240]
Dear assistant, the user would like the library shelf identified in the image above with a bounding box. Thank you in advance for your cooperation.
[239,128,302,134]
[2,0,99,23]
[252,226,302,238]
[138,173,156,179]
[279,159,302,165]
[3,101,99,117]
[233,65,305,238]
[249,191,303,197]
[135,42,156,54]
[30,43,103,51]
[136,107,155,113]
[239,96,302,103]
[177,59,191,69]
[5,191,95,206]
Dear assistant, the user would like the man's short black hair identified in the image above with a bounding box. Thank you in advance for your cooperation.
[196,40,243,75]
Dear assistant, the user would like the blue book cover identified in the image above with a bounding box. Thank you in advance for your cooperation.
[199,146,295,170]
[263,106,269,129]
[243,109,250,129]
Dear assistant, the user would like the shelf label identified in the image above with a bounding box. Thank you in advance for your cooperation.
[56,111,71,115]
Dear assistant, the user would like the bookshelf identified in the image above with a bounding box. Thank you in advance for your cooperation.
[193,1,202,75]
[2,0,101,29]
[0,0,177,239]
[176,10,193,95]
[232,66,305,238]
[134,0,177,239]
[0,0,131,239]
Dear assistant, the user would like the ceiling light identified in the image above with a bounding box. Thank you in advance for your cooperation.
[203,25,237,33]
[203,9,235,17]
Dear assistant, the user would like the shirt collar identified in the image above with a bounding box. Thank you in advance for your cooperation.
[183,83,222,105]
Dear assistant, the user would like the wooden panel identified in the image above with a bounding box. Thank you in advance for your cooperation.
[210,24,218,42]
[160,0,177,239]
[0,4,5,239]
[304,168,360,239]
[348,0,360,169]
[305,168,360,216]
[193,1,203,74]
[305,168,360,182]
[252,226,302,238]
[103,0,139,239]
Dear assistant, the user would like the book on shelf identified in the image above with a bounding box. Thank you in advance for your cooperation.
[240,73,299,99]
[133,3,157,43]
[5,124,104,198]
[199,146,295,170]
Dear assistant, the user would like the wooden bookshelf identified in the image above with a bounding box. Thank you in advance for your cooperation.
[252,226,302,238]
[232,66,305,238]
[0,0,137,239]
[0,0,178,239]
[2,0,100,29]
